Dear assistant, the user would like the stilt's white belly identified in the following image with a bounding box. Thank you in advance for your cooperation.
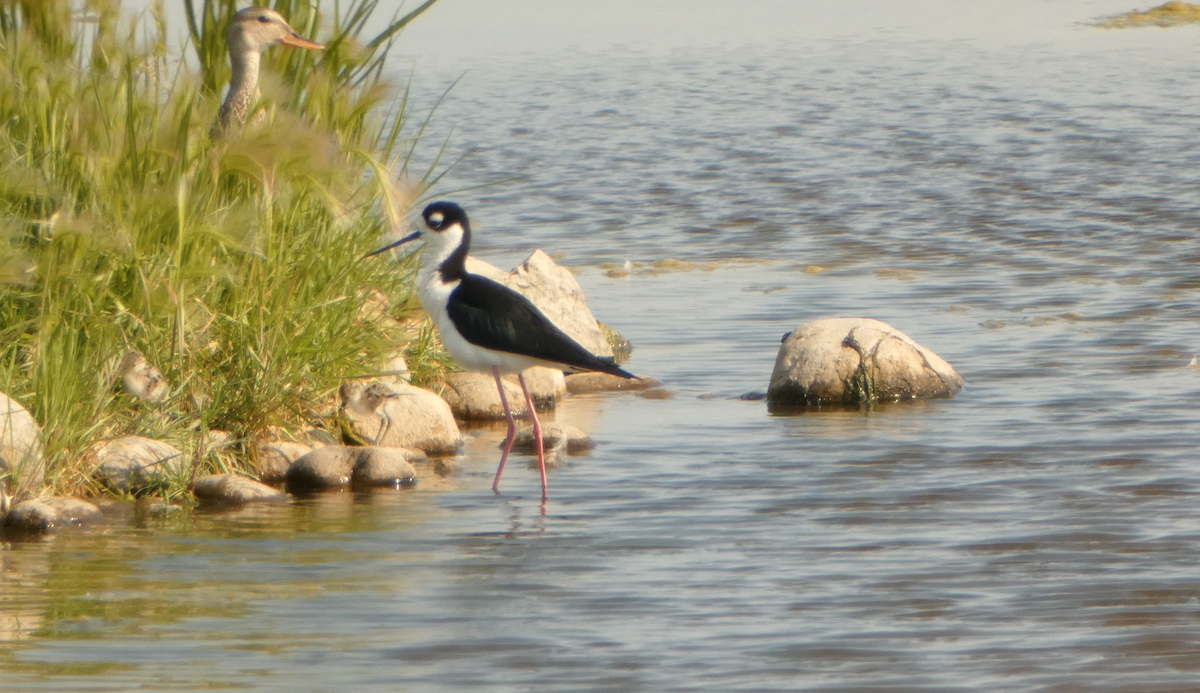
[417,267,550,375]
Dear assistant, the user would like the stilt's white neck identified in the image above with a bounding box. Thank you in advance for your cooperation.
[418,222,469,285]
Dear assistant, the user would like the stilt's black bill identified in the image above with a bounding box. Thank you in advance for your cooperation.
[364,231,422,259]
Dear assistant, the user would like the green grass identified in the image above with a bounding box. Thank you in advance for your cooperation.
[0,0,449,499]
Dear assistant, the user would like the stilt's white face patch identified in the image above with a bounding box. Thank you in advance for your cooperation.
[428,211,445,227]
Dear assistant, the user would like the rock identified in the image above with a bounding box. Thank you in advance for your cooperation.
[339,381,462,453]
[510,424,595,455]
[442,368,568,419]
[352,447,419,488]
[2,497,102,533]
[466,251,614,358]
[0,391,45,495]
[118,349,169,402]
[302,428,338,447]
[193,474,287,504]
[42,497,104,524]
[598,321,633,362]
[256,441,311,484]
[261,426,335,448]
[205,430,233,449]
[379,354,410,383]
[767,318,965,406]
[91,436,186,493]
[565,373,660,394]
[285,446,423,492]
[504,367,567,405]
[2,500,57,533]
[439,371,530,420]
[285,446,357,491]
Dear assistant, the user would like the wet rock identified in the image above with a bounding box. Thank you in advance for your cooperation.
[352,447,419,488]
[466,251,615,358]
[430,457,463,477]
[193,474,287,504]
[139,501,183,518]
[2,497,102,533]
[285,446,423,492]
[118,349,169,402]
[505,367,567,406]
[511,424,595,455]
[256,441,311,484]
[0,391,45,495]
[564,373,660,394]
[91,436,186,493]
[767,318,964,407]
[42,497,104,525]
[1,500,57,533]
[285,446,357,491]
[339,381,462,453]
[440,371,529,421]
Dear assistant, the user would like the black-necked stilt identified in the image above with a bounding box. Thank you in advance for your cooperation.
[368,201,636,502]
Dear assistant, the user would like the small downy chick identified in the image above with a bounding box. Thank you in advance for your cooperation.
[119,350,169,402]
[339,381,400,446]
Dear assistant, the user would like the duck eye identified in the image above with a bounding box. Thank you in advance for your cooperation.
[257,15,272,23]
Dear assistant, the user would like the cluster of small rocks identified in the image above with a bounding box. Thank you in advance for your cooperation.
[0,250,651,536]
[0,252,970,536]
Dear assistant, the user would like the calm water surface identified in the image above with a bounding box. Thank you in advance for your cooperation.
[5,15,1200,693]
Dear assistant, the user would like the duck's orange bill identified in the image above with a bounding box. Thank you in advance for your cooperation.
[280,33,324,50]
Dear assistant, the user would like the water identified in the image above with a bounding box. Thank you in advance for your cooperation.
[6,7,1200,692]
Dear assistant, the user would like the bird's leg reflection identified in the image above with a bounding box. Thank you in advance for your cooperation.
[517,372,547,504]
[505,501,547,536]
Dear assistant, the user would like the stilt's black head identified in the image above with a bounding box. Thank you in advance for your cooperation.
[364,200,472,260]
[423,201,469,233]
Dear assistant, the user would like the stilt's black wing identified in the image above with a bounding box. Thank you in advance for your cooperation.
[446,274,635,378]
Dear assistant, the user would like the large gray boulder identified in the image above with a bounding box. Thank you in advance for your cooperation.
[0,392,44,495]
[91,436,186,492]
[339,381,462,454]
[767,318,964,407]
[466,251,614,358]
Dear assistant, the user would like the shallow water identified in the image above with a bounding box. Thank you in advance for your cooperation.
[6,8,1200,692]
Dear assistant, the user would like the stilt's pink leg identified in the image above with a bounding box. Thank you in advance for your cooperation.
[518,373,547,502]
[491,366,517,494]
